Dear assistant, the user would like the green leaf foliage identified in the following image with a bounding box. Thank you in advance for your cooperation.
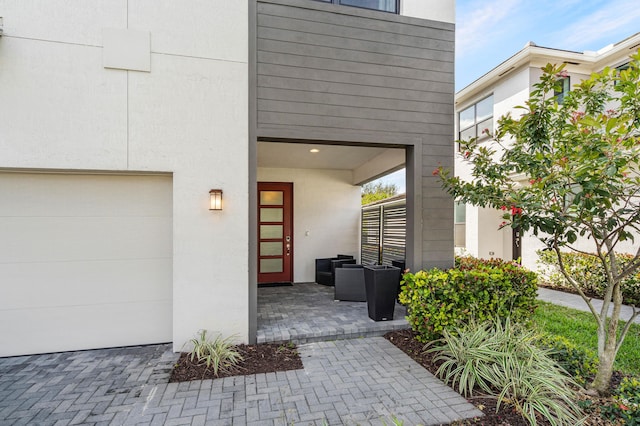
[602,377,640,425]
[428,319,585,426]
[399,257,537,342]
[538,250,640,306]
[535,333,599,386]
[437,54,640,276]
[361,181,399,205]
[438,53,640,393]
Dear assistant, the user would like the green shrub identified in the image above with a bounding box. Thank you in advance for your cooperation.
[399,257,537,342]
[455,255,523,270]
[428,319,585,426]
[537,250,640,306]
[535,334,598,386]
[603,377,640,425]
[187,330,243,376]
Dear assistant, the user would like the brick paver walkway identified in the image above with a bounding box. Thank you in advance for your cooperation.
[0,338,482,425]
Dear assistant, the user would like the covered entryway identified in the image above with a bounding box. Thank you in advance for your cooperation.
[0,172,173,356]
[256,141,406,283]
[254,141,409,342]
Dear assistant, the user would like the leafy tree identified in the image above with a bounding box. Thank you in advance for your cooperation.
[361,181,398,205]
[436,53,640,394]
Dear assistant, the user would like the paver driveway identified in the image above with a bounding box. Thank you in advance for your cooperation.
[0,337,482,425]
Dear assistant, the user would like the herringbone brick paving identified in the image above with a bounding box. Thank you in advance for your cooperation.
[0,338,482,425]
[0,283,484,425]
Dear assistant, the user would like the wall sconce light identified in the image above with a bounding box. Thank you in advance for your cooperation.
[209,189,223,210]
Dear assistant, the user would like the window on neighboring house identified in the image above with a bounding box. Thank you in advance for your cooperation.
[458,95,493,147]
[454,202,466,248]
[554,76,570,104]
[312,0,398,13]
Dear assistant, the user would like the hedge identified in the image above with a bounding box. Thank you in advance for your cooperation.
[537,251,640,306]
[399,257,538,342]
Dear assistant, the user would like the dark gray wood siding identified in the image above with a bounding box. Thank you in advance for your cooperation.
[254,0,455,272]
[256,0,454,144]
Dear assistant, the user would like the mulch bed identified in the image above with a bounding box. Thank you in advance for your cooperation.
[169,342,303,382]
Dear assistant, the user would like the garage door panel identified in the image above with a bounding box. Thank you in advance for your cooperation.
[0,174,172,217]
[0,300,172,356]
[2,258,171,310]
[0,217,172,263]
[0,172,173,356]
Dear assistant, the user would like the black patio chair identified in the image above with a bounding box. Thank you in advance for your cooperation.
[315,254,355,286]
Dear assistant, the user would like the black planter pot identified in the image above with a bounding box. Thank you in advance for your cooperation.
[364,265,401,321]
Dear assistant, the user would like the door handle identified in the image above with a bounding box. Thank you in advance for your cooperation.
[286,242,291,256]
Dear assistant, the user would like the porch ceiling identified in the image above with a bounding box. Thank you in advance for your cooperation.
[257,142,404,184]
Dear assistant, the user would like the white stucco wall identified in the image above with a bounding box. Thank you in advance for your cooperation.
[0,1,249,351]
[456,67,531,261]
[257,168,361,282]
[494,67,531,126]
[401,0,455,23]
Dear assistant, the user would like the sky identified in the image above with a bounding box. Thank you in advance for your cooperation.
[375,0,640,194]
[456,0,640,91]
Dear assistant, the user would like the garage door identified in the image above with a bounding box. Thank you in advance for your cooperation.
[0,172,173,356]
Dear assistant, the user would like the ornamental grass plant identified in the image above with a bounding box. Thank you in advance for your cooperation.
[427,319,585,426]
[187,330,243,376]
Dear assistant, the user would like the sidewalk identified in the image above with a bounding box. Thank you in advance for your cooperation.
[537,287,640,324]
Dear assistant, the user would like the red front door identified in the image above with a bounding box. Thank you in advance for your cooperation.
[257,182,293,283]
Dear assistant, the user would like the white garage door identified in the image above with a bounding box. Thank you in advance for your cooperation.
[0,172,173,356]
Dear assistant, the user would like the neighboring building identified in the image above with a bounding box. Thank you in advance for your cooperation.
[455,32,640,271]
[0,0,455,356]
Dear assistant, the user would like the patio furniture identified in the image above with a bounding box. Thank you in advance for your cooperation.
[315,255,355,286]
[391,259,406,300]
[391,259,406,271]
[364,265,401,321]
[334,264,366,302]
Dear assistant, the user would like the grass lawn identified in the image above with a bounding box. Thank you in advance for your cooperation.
[533,301,640,376]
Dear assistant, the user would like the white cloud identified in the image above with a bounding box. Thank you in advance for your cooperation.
[456,0,522,56]
[555,0,640,49]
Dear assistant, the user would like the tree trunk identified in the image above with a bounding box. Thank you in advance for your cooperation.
[590,277,622,394]
[590,349,614,393]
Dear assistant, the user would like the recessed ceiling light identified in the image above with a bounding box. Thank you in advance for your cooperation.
[310,148,320,153]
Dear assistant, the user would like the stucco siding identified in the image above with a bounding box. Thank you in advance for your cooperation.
[0,0,250,353]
